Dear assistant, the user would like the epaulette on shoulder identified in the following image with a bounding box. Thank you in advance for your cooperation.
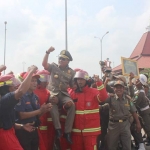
[53,63,58,67]
[68,67,75,75]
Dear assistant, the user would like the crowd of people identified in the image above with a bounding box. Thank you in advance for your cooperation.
[0,46,150,150]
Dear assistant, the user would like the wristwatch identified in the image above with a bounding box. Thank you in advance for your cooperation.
[46,51,50,54]
[20,124,24,129]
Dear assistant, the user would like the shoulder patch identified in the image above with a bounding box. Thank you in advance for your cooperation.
[125,95,134,106]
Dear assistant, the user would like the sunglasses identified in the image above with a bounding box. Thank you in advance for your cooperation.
[59,57,69,61]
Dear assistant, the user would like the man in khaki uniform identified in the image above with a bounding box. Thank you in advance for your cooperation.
[134,74,150,143]
[106,80,141,150]
[42,46,75,144]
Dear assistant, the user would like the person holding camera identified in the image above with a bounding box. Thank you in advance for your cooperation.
[15,71,52,150]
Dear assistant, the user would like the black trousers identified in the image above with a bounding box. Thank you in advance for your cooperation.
[130,120,143,146]
[15,128,39,150]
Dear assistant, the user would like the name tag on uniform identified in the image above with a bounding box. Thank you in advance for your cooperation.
[86,102,91,107]
[125,104,129,106]
[26,102,31,104]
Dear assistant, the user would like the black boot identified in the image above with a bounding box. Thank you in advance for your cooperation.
[64,133,73,144]
[56,129,62,139]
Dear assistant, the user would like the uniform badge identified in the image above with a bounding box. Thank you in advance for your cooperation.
[86,102,91,107]
[61,50,66,55]
[68,69,71,74]
[54,74,58,78]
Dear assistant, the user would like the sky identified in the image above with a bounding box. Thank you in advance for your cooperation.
[0,0,150,76]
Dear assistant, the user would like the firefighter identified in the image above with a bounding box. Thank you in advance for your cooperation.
[34,70,55,150]
[68,70,108,150]
[15,70,52,150]
[42,46,76,144]
[0,66,38,150]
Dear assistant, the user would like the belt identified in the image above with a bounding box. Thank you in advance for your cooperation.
[110,119,127,123]
[140,105,149,111]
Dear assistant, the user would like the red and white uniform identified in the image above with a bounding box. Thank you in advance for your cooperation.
[34,70,55,150]
[69,81,108,150]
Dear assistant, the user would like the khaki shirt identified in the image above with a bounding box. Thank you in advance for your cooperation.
[47,63,75,96]
[134,89,149,109]
[106,94,136,120]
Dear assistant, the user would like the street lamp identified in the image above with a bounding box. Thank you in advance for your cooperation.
[94,31,109,77]
[4,21,7,74]
[65,0,68,51]
[94,31,109,61]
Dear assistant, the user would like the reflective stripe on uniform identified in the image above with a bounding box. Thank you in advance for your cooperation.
[47,118,52,122]
[72,127,101,133]
[39,126,48,130]
[94,145,97,150]
[60,115,67,119]
[75,109,99,115]
[0,81,12,86]
[97,84,104,90]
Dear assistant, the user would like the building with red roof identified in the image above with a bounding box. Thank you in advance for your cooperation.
[113,25,150,74]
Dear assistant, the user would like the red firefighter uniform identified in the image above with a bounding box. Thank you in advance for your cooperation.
[34,70,55,150]
[69,80,108,150]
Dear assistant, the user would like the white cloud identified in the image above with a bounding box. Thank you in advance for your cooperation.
[0,1,150,76]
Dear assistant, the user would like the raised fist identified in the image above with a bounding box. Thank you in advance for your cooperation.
[47,46,55,53]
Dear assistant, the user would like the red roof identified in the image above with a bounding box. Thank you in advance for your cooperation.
[113,31,150,72]
[130,31,150,58]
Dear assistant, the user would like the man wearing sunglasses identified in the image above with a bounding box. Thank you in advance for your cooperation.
[42,46,75,144]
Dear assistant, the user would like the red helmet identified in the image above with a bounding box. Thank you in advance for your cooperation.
[74,70,89,80]
[74,68,83,72]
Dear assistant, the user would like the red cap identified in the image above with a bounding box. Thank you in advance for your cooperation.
[0,74,14,82]
[23,72,40,79]
[0,74,21,87]
[36,70,50,75]
[17,72,26,82]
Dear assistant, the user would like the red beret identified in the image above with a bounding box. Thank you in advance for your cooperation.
[0,74,14,82]
[36,70,50,75]
[23,72,40,80]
